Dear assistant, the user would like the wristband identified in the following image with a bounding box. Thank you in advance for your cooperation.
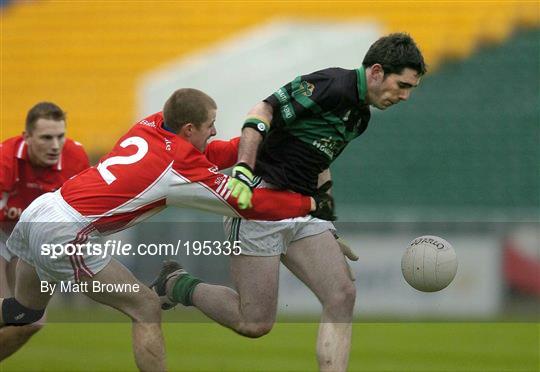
[232,162,255,187]
[242,117,269,139]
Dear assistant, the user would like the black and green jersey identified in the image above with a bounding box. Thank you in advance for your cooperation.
[256,67,371,195]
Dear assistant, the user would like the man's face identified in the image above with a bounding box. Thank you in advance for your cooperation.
[367,66,421,110]
[190,109,217,152]
[24,118,66,167]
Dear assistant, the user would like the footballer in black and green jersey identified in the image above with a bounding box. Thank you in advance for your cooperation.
[169,33,427,372]
[256,67,371,195]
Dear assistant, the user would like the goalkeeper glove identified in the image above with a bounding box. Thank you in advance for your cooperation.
[227,162,255,209]
[334,233,359,281]
[310,181,336,221]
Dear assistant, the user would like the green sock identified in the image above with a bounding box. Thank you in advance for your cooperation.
[171,274,203,306]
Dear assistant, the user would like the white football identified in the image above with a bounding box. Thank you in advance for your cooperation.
[401,235,458,292]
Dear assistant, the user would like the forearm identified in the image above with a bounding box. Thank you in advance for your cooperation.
[237,102,273,168]
[236,129,262,170]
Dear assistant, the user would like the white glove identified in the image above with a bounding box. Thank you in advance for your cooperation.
[335,234,358,281]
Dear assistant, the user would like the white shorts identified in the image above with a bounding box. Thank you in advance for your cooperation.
[6,191,110,282]
[224,178,335,256]
[225,215,335,256]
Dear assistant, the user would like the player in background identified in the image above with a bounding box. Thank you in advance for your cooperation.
[0,89,334,372]
[154,33,426,371]
[0,102,89,361]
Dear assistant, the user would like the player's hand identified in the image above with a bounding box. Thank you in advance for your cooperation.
[227,162,255,209]
[310,181,336,221]
[334,233,359,281]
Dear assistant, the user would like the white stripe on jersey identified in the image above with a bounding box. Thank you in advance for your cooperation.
[56,152,62,171]
[216,177,226,195]
[217,176,231,198]
[85,161,173,218]
[169,170,241,218]
[0,192,9,210]
[16,141,25,158]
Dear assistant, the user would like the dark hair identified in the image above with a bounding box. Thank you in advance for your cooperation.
[163,88,217,132]
[25,102,66,133]
[362,33,427,76]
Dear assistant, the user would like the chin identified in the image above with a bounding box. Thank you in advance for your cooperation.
[42,159,59,167]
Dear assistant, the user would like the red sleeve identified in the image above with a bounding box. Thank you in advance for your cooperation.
[171,145,311,220]
[203,137,240,170]
[239,188,312,220]
[0,144,9,192]
[0,138,17,192]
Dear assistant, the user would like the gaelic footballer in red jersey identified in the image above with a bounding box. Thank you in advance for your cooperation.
[0,89,333,372]
[0,136,89,223]
[60,94,322,234]
[0,102,89,362]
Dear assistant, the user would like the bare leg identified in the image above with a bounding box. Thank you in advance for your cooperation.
[282,230,356,372]
[188,254,281,338]
[0,258,52,324]
[82,259,165,372]
[0,257,45,361]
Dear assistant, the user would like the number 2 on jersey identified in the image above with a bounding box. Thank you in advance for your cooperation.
[97,136,149,185]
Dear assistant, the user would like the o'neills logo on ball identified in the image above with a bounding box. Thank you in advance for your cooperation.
[410,237,445,249]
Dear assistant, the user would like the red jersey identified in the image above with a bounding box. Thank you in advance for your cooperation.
[0,136,89,223]
[60,112,311,234]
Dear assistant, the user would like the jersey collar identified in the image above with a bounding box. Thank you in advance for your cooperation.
[161,122,177,134]
[356,66,367,103]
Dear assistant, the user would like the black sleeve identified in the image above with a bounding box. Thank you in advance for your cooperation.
[263,68,350,127]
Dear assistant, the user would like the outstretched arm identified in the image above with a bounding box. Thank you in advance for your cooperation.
[168,166,313,221]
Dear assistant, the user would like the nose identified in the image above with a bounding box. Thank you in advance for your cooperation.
[399,90,411,101]
[210,127,217,137]
[51,137,60,150]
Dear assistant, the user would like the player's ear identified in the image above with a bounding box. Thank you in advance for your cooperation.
[22,131,30,142]
[370,63,384,80]
[179,123,193,137]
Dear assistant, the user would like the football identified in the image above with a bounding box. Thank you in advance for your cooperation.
[401,235,458,292]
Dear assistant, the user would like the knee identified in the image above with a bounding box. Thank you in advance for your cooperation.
[237,321,274,338]
[13,322,44,340]
[2,298,45,327]
[324,282,356,314]
[27,322,44,335]
[129,289,162,323]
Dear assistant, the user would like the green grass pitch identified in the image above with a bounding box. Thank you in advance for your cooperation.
[1,311,538,371]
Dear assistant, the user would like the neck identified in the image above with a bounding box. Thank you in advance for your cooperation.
[26,147,39,166]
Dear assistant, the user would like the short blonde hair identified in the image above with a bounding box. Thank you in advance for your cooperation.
[163,88,217,133]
